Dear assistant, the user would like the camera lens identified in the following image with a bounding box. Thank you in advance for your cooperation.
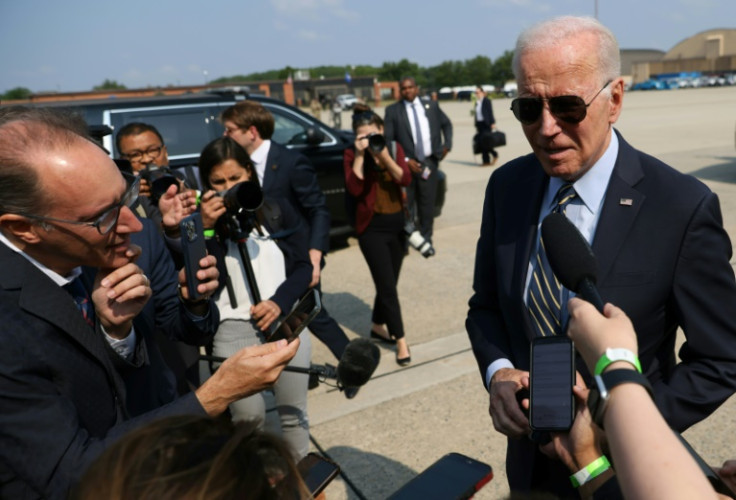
[368,133,385,153]
[222,181,264,213]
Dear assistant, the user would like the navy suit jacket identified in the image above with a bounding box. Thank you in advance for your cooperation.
[466,130,736,490]
[384,98,453,161]
[262,141,331,254]
[476,97,495,128]
[0,219,218,499]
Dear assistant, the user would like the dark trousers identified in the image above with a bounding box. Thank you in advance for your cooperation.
[406,155,439,240]
[308,281,351,360]
[358,212,406,339]
[475,122,497,164]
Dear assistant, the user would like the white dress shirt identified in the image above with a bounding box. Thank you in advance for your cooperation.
[403,98,432,159]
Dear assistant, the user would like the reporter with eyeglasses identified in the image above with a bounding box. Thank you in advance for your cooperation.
[466,16,736,498]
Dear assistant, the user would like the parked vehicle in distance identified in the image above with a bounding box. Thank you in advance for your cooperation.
[335,93,359,110]
[9,91,446,244]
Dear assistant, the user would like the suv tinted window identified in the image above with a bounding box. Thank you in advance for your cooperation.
[106,103,232,162]
[267,103,337,147]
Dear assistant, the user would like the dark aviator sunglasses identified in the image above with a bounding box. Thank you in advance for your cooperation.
[510,80,613,125]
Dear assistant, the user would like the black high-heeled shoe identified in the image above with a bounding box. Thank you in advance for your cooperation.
[396,348,411,366]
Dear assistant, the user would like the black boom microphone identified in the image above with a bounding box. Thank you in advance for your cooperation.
[541,212,605,313]
[337,338,381,389]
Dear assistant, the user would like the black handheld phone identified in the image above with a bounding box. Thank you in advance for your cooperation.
[179,212,208,301]
[529,336,575,432]
[296,452,340,497]
[265,289,321,343]
[387,452,493,500]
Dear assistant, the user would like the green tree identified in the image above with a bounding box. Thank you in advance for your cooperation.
[378,59,421,84]
[93,79,127,91]
[490,50,515,88]
[465,55,494,86]
[1,87,32,100]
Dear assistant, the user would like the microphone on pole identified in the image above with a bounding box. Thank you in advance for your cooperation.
[336,338,381,390]
[541,212,605,313]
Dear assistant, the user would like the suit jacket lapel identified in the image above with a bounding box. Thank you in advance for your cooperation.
[592,133,645,285]
[262,144,278,193]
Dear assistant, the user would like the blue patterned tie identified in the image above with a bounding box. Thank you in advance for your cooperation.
[527,184,577,336]
[64,277,95,328]
[410,102,426,161]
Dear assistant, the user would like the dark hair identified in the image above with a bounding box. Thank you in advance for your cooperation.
[351,103,383,132]
[73,415,311,500]
[115,122,165,153]
[198,137,256,191]
[0,106,89,216]
[220,101,275,140]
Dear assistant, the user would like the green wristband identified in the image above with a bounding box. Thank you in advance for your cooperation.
[594,348,642,375]
[570,455,611,488]
[203,229,215,238]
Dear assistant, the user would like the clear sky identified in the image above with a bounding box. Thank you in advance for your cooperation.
[1,0,735,93]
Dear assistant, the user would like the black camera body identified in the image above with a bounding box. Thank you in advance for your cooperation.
[219,181,264,214]
[139,165,181,202]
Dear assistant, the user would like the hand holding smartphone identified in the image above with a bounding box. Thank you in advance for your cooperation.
[179,213,208,301]
[265,289,321,343]
[529,336,575,432]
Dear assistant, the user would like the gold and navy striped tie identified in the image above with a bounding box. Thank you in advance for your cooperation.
[527,184,577,336]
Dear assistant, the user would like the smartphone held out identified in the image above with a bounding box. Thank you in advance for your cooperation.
[529,336,576,432]
[265,289,321,344]
[179,213,208,301]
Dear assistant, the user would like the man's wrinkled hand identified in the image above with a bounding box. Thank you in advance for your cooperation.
[489,367,530,438]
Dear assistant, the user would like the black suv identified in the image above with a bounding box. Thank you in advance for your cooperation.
[22,91,445,241]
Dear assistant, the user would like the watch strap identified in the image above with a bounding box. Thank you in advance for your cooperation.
[594,347,642,375]
[590,369,654,428]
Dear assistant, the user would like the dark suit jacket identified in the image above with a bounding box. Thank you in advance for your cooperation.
[383,98,453,161]
[476,97,495,128]
[466,130,736,491]
[0,219,218,499]
[262,141,331,254]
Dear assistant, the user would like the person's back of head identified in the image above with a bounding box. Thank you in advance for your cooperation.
[73,415,311,500]
[221,101,275,141]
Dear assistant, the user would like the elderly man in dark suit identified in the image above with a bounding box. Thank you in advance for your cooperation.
[0,106,300,498]
[384,77,453,246]
[465,16,736,498]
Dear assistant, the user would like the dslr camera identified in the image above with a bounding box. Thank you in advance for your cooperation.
[404,222,435,258]
[366,133,386,154]
[139,164,181,202]
[218,181,264,214]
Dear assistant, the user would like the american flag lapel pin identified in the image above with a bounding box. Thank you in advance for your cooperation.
[271,163,278,170]
[619,198,633,206]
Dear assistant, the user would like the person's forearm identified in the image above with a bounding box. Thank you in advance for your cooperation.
[605,383,718,499]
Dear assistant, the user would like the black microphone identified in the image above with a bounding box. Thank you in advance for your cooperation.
[541,212,605,313]
[336,338,381,390]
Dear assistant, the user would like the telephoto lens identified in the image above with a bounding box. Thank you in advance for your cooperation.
[404,223,435,258]
[367,133,386,153]
[221,181,264,214]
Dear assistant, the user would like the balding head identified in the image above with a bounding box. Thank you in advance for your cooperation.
[0,106,90,216]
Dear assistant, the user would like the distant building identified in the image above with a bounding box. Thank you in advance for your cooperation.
[628,28,736,83]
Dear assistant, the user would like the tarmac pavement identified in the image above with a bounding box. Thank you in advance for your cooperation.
[305,86,736,499]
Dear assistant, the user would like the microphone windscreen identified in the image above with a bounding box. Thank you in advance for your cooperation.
[337,339,380,388]
[541,212,599,292]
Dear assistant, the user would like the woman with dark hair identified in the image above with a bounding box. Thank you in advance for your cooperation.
[344,105,413,365]
[197,137,313,459]
[74,415,312,500]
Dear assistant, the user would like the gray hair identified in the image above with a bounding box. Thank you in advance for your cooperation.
[512,16,620,86]
[0,106,89,215]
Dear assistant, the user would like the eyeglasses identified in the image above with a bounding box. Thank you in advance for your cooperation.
[19,176,140,235]
[510,80,613,125]
[120,145,164,163]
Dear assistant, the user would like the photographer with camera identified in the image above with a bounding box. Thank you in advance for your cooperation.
[116,123,200,237]
[344,105,413,366]
[194,137,313,459]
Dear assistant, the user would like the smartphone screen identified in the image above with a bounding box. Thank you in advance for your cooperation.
[296,453,340,497]
[265,289,321,343]
[179,213,207,301]
[529,336,575,431]
[387,452,493,500]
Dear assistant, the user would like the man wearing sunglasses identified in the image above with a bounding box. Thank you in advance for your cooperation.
[0,107,300,499]
[466,16,736,497]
